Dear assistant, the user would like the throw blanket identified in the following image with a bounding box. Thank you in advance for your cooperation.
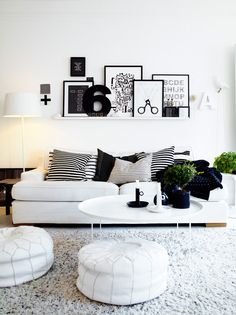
[156,160,223,201]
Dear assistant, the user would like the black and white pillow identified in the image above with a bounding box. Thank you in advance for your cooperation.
[47,149,91,181]
[108,156,151,185]
[174,150,191,164]
[48,151,54,169]
[136,146,175,181]
[85,155,97,180]
[94,149,139,182]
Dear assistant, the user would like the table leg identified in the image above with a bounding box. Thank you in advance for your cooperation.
[91,223,94,241]
[5,185,12,216]
[189,222,192,251]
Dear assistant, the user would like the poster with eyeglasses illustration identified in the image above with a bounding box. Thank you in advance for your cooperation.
[133,80,164,118]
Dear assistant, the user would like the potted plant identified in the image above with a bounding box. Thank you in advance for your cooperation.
[163,163,197,209]
[213,152,236,174]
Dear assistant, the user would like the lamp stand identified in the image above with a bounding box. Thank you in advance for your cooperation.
[21,116,26,173]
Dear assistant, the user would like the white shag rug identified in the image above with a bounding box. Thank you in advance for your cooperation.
[0,227,236,315]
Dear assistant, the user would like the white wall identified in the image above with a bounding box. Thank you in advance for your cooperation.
[0,0,235,168]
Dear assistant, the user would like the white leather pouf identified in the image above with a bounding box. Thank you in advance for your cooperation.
[0,226,54,287]
[77,239,169,305]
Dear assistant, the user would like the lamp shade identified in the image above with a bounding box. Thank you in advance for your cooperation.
[4,92,41,117]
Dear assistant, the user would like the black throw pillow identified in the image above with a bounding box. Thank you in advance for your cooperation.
[93,149,138,182]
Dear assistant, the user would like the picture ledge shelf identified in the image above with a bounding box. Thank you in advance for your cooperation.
[53,114,189,121]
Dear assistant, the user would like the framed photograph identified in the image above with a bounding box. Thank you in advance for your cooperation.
[63,81,93,117]
[70,57,86,77]
[133,80,164,118]
[104,65,143,117]
[152,74,190,117]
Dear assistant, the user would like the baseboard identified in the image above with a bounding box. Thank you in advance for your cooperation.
[205,223,227,227]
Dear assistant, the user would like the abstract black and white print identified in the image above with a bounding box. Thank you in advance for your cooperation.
[104,66,143,117]
[63,81,93,117]
[70,57,86,77]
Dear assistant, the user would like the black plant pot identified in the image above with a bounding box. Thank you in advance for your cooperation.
[172,190,190,209]
[168,185,179,204]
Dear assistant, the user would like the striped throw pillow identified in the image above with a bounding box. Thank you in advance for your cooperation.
[47,149,91,181]
[174,150,191,164]
[136,146,175,181]
[48,151,54,169]
[85,155,98,180]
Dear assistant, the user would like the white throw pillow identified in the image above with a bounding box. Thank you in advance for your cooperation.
[108,156,151,185]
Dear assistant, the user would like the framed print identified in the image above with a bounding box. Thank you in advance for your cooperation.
[133,80,164,118]
[70,57,86,77]
[152,74,190,117]
[63,81,93,117]
[104,65,143,117]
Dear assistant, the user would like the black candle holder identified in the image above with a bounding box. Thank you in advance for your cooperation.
[135,188,143,205]
[127,188,149,208]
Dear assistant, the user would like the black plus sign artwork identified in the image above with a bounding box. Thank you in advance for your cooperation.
[41,95,51,105]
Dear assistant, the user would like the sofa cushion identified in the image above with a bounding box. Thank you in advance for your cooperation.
[85,155,97,180]
[94,149,138,182]
[174,150,191,164]
[136,146,175,180]
[108,156,151,185]
[47,150,91,181]
[12,181,119,202]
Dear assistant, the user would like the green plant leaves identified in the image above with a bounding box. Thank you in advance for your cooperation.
[213,152,236,174]
[163,163,197,189]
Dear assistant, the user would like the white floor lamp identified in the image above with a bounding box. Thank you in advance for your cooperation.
[3,92,41,173]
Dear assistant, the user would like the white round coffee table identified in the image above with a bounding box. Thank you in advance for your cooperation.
[79,195,203,239]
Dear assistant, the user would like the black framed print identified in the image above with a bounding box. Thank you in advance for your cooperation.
[152,74,190,117]
[70,57,86,77]
[63,81,93,117]
[133,80,164,118]
[104,65,143,117]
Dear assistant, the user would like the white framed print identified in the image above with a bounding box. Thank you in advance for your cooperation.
[104,65,143,117]
[133,80,164,118]
[152,74,190,117]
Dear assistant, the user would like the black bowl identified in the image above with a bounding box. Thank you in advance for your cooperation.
[127,201,149,208]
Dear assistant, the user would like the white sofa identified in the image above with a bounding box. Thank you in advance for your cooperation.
[11,168,232,225]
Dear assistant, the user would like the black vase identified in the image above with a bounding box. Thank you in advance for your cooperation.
[172,190,190,209]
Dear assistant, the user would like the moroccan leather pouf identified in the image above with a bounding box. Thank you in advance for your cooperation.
[0,226,54,287]
[77,239,169,305]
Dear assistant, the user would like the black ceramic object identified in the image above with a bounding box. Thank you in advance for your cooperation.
[153,192,169,206]
[127,201,149,208]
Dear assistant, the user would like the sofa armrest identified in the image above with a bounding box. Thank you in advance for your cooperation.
[221,173,236,206]
[21,168,47,182]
